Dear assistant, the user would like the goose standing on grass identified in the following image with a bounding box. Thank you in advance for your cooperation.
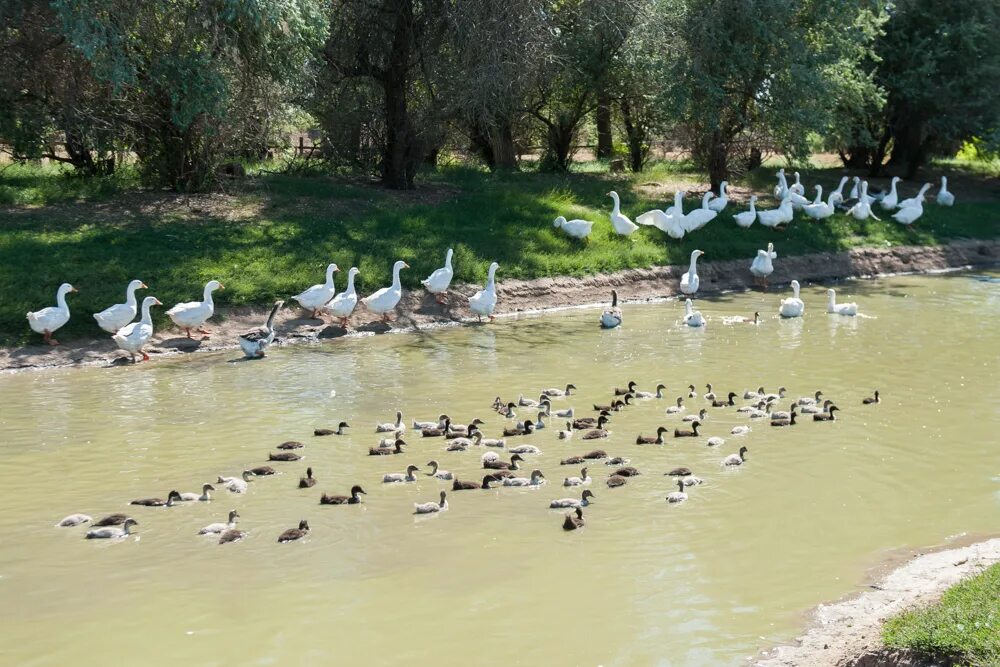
[600,290,623,329]
[363,260,409,322]
[683,299,705,328]
[607,191,639,236]
[879,177,902,210]
[803,186,836,221]
[750,243,777,288]
[293,264,338,318]
[779,280,805,318]
[682,192,718,232]
[773,169,789,199]
[936,176,954,206]
[414,491,449,514]
[167,279,223,338]
[680,249,704,295]
[757,196,793,228]
[827,289,858,316]
[636,190,686,239]
[113,296,161,363]
[421,249,454,304]
[324,266,360,328]
[469,261,500,322]
[733,196,757,228]
[238,300,283,358]
[708,181,729,212]
[553,216,595,240]
[790,171,805,196]
[86,518,138,540]
[27,283,77,345]
[93,279,147,333]
[829,176,850,206]
[892,200,923,225]
[898,183,932,209]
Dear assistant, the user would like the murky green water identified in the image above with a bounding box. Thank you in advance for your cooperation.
[1,272,998,666]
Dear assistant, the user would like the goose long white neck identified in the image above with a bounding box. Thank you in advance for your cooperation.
[791,281,800,298]
[345,270,357,294]
[56,287,71,310]
[139,298,156,326]
[125,282,140,310]
[749,197,756,213]
[812,185,823,205]
[889,179,899,198]
[833,177,848,197]
[486,265,498,291]
[202,283,216,306]
[674,191,684,214]
[391,264,404,290]
[445,250,453,270]
[610,193,620,215]
[688,252,700,275]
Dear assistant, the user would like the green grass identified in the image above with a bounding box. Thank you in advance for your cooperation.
[2,157,999,346]
[883,563,1000,666]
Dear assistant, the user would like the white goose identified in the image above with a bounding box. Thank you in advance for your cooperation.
[750,242,777,287]
[757,196,793,228]
[113,296,162,362]
[93,279,147,333]
[847,182,880,221]
[848,176,861,201]
[421,248,454,303]
[553,216,595,240]
[898,183,932,209]
[779,280,805,318]
[166,280,223,338]
[680,249,704,295]
[708,181,729,212]
[238,300,283,358]
[681,192,718,232]
[879,177,902,210]
[773,169,789,198]
[600,289,623,329]
[607,191,639,236]
[469,261,499,322]
[733,196,757,228]
[892,200,923,225]
[363,260,409,322]
[324,266,360,327]
[636,191,685,239]
[802,186,836,220]
[683,298,705,328]
[790,171,805,196]
[27,283,77,345]
[936,176,954,206]
[827,288,858,316]
[293,263,339,318]
[829,176,850,206]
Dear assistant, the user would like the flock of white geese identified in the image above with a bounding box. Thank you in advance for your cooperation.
[56,377,881,540]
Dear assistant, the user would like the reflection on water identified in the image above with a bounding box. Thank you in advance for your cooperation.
[1,273,998,667]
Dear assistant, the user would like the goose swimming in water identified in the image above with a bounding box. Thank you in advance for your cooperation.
[550,489,595,508]
[177,484,215,502]
[665,397,685,414]
[277,441,304,450]
[797,390,824,406]
[666,479,689,504]
[320,485,366,505]
[722,446,748,467]
[86,518,138,540]
[683,409,708,423]
[219,471,253,493]
[369,439,406,456]
[92,514,129,527]
[483,453,524,471]
[425,460,454,480]
[581,416,610,440]
[503,469,546,487]
[377,411,405,433]
[414,491,449,514]
[771,410,798,427]
[827,289,858,316]
[277,520,310,542]
[219,529,245,545]
[383,464,420,483]
[130,490,182,507]
[863,390,881,405]
[606,475,627,488]
[680,250,705,295]
[600,290,623,329]
[801,399,833,415]
[57,513,93,527]
[674,421,700,438]
[779,281,805,318]
[269,451,302,462]
[633,383,666,399]
[563,507,585,530]
[812,406,840,422]
[636,427,669,445]
[563,467,591,487]
[453,475,499,490]
[199,510,239,535]
[298,468,317,488]
[314,422,350,436]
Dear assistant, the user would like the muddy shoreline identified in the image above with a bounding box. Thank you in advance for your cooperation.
[3,238,998,372]
[755,536,1000,667]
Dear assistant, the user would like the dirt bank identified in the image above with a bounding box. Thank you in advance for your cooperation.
[3,238,998,372]
[755,537,1000,667]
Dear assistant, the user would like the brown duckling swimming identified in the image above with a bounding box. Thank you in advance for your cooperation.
[277,520,310,542]
[369,439,406,455]
[636,426,669,445]
[320,485,366,505]
[249,466,276,476]
[674,421,701,438]
[269,451,302,462]
[614,381,638,396]
[605,456,631,466]
[711,392,738,408]
[667,467,693,477]
[862,390,881,405]
[219,529,245,544]
[574,412,610,429]
[314,422,350,436]
[452,475,499,491]
[503,421,535,437]
[581,449,608,460]
[812,405,840,422]
[562,507,585,530]
[130,490,182,507]
[276,441,304,450]
[606,475,627,488]
[770,409,797,427]
[581,416,610,440]
[612,466,641,477]
[483,453,525,471]
[92,513,129,527]
[560,455,586,465]
[299,467,316,488]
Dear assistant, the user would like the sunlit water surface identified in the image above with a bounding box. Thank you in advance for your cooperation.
[1,273,998,666]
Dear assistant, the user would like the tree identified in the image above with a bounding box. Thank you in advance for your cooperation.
[52,0,327,190]
[877,0,1000,178]
[660,0,884,190]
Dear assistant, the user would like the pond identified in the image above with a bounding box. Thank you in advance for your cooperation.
[1,272,998,666]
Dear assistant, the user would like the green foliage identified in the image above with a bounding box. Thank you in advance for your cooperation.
[883,563,1000,666]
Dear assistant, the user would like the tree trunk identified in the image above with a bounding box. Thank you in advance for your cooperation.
[595,89,613,160]
[542,119,575,172]
[380,0,417,190]
[620,99,646,172]
[706,131,728,193]
[490,120,517,171]
[469,121,495,168]
[889,118,927,180]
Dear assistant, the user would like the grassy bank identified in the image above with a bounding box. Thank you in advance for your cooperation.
[2,158,999,346]
[882,562,1000,666]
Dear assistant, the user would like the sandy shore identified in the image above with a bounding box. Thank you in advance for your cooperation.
[755,537,1000,667]
[3,238,998,372]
